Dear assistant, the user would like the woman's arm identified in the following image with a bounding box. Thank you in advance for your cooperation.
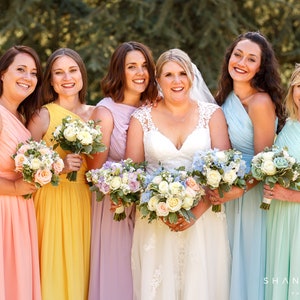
[86,106,114,170]
[125,116,145,163]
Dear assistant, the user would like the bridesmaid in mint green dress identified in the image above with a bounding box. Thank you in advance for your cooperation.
[265,64,300,300]
[211,32,285,300]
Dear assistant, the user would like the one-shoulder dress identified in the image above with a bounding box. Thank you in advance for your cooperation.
[34,103,91,300]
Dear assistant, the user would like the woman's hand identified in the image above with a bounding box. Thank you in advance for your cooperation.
[62,153,83,174]
[206,186,245,205]
[14,178,37,196]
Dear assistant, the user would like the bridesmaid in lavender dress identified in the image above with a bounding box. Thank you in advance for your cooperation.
[87,41,158,300]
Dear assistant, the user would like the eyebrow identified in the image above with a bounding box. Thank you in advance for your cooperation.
[235,48,259,58]
[17,64,37,70]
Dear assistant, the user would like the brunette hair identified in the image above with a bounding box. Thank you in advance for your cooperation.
[41,48,87,106]
[215,32,285,131]
[101,41,158,103]
[0,45,43,125]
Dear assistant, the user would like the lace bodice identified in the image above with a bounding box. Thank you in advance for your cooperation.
[132,102,219,173]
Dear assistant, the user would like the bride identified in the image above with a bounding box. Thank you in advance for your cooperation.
[126,48,231,300]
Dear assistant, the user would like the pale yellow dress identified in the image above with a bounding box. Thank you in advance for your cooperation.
[34,103,91,300]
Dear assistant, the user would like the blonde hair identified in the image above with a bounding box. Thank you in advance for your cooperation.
[155,49,194,88]
[284,63,300,120]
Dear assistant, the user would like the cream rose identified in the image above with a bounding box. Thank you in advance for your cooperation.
[169,181,183,195]
[30,158,42,170]
[109,176,122,190]
[182,196,194,210]
[34,168,52,186]
[158,181,169,194]
[166,196,182,212]
[17,144,31,154]
[63,126,77,142]
[77,130,93,145]
[147,196,159,211]
[223,169,238,185]
[206,169,222,188]
[261,160,276,175]
[115,204,125,214]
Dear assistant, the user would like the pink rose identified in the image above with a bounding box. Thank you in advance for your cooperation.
[17,144,31,154]
[34,168,52,186]
[156,202,169,217]
[39,147,52,156]
[52,159,64,174]
[186,177,201,191]
[14,153,26,171]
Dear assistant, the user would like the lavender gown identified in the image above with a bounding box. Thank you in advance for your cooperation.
[88,97,137,300]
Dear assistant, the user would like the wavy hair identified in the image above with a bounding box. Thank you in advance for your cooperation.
[215,32,285,132]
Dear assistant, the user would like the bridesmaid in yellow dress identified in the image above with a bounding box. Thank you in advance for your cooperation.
[0,45,43,300]
[28,48,94,300]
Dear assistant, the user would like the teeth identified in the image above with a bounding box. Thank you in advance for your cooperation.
[133,79,144,83]
[62,83,74,87]
[172,87,183,91]
[234,67,246,74]
[18,83,30,88]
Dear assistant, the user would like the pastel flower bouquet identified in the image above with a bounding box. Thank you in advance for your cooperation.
[52,115,106,181]
[12,139,64,199]
[85,158,146,221]
[138,165,205,224]
[251,145,300,210]
[192,148,248,212]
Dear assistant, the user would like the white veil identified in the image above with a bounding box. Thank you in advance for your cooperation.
[190,63,216,104]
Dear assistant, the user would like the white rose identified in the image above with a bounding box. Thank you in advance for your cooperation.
[156,202,169,217]
[115,205,125,214]
[223,169,238,185]
[77,130,93,145]
[158,181,169,194]
[261,160,276,175]
[215,151,227,163]
[262,152,275,161]
[182,196,194,210]
[206,169,222,188]
[53,125,62,138]
[147,196,159,211]
[30,158,41,170]
[109,176,122,190]
[185,186,197,198]
[166,196,182,212]
[152,175,162,184]
[63,126,78,142]
[169,181,184,195]
[122,173,129,184]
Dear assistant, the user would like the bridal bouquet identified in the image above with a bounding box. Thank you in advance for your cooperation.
[52,115,106,181]
[138,165,205,224]
[192,148,247,212]
[251,145,300,210]
[12,139,64,199]
[85,158,146,221]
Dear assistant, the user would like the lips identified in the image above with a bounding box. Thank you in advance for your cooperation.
[133,79,145,84]
[233,67,247,74]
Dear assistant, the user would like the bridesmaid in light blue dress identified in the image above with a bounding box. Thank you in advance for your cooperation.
[264,64,300,300]
[211,32,285,300]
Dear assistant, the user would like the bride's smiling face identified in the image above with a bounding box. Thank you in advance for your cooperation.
[157,61,191,101]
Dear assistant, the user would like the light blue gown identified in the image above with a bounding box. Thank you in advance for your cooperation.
[222,92,268,300]
[265,119,300,300]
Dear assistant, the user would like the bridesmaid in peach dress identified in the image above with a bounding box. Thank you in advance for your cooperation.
[0,46,43,300]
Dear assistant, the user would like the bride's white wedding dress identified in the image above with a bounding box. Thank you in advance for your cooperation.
[131,102,231,300]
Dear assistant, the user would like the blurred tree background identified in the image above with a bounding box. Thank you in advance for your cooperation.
[0,0,299,104]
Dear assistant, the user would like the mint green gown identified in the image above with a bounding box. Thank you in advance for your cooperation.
[265,119,300,300]
[222,92,268,300]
